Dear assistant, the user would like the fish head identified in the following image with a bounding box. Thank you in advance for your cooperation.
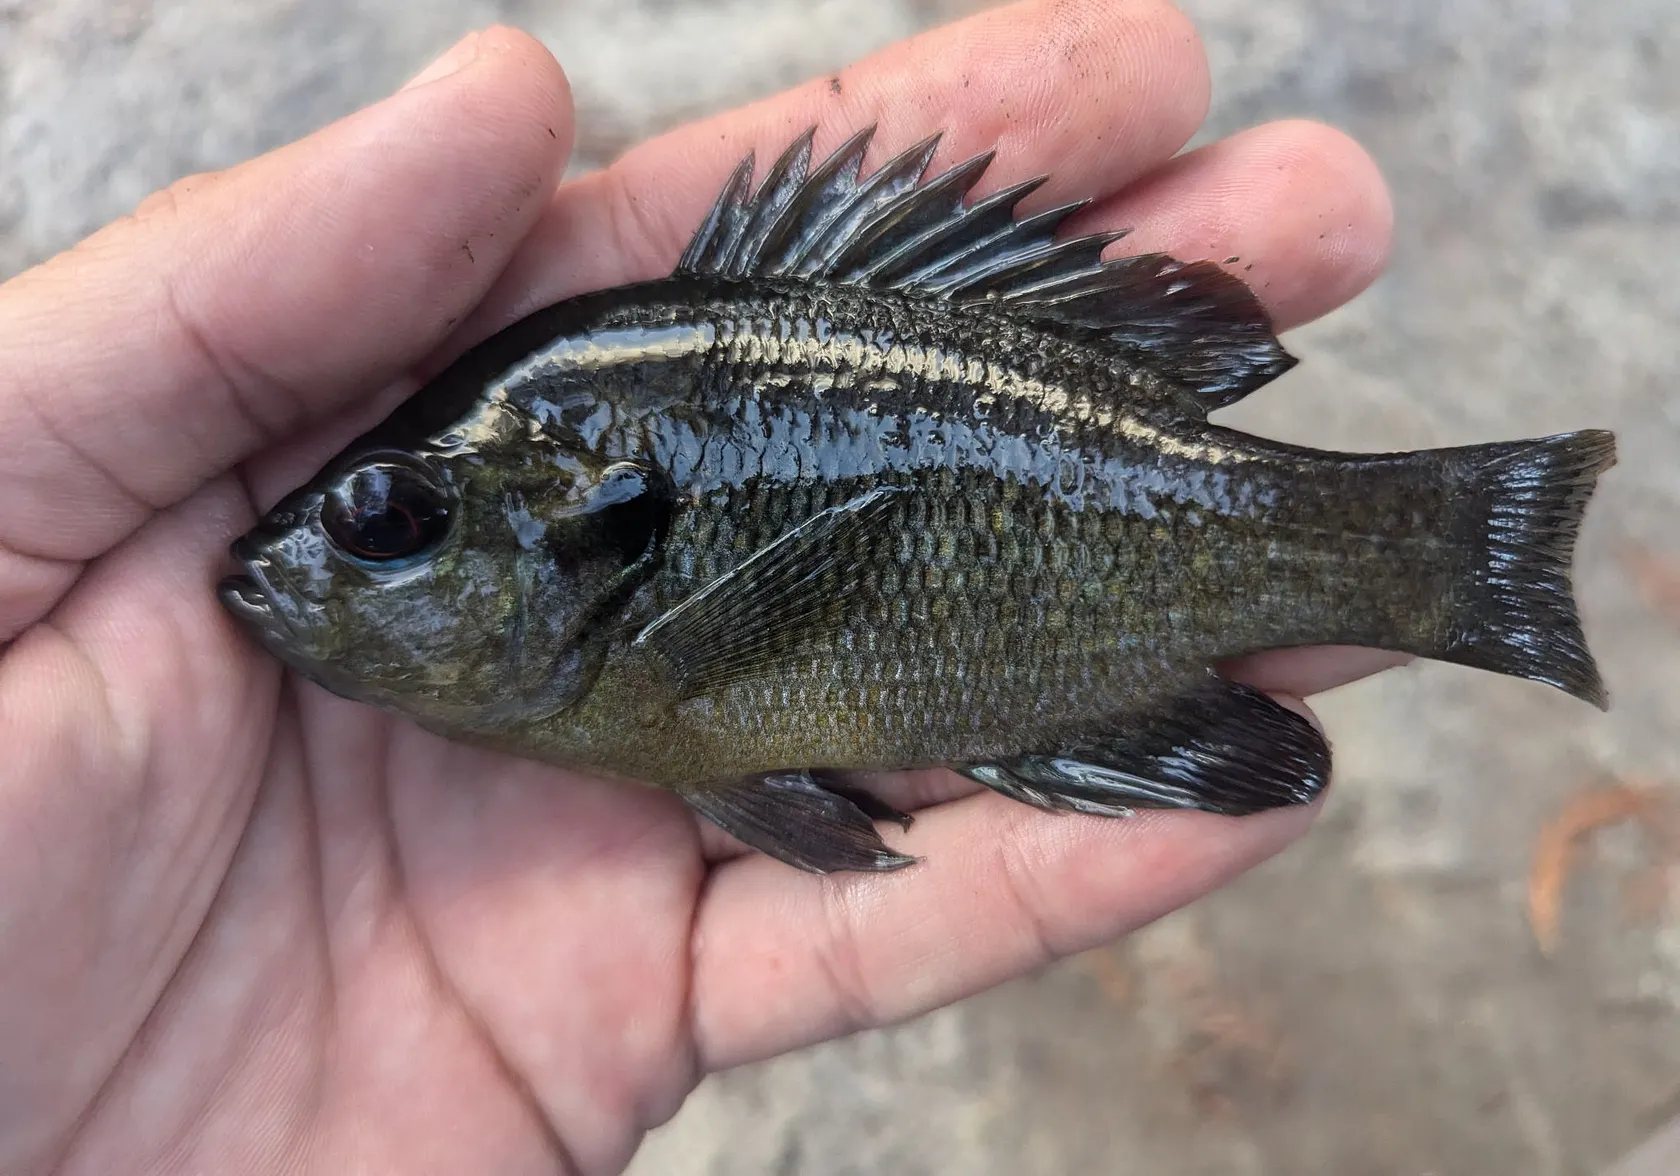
[218,399,674,729]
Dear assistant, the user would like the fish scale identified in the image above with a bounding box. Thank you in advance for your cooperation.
[222,127,1615,874]
[591,328,1349,768]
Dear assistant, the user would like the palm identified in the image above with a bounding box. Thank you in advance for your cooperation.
[0,6,1397,1174]
[28,491,711,1172]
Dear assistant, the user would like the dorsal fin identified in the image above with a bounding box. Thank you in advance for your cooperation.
[674,126,1296,412]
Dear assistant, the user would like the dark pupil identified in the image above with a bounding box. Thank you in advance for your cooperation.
[323,463,450,561]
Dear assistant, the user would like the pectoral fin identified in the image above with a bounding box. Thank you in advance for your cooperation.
[682,771,918,874]
[958,676,1329,818]
[633,487,904,697]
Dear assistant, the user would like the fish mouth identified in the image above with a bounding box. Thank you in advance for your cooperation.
[219,539,306,641]
[219,551,342,693]
[217,573,276,629]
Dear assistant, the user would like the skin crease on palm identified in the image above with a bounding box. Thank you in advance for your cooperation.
[0,3,1403,1173]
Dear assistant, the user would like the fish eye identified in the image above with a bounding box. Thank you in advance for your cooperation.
[321,454,453,564]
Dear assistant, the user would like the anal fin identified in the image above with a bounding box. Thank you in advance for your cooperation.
[809,769,915,830]
[682,771,918,874]
[959,677,1329,819]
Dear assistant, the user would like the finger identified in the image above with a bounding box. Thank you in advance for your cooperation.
[465,0,1212,330]
[1222,646,1415,699]
[1076,117,1393,332]
[0,27,573,634]
[691,790,1316,1070]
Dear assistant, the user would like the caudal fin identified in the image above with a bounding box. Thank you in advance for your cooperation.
[1435,429,1616,708]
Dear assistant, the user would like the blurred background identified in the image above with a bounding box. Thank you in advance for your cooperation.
[4,1,1677,1172]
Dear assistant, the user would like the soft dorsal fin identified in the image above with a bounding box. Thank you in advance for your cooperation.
[674,126,1296,413]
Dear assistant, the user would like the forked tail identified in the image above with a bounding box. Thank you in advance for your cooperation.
[1433,429,1616,708]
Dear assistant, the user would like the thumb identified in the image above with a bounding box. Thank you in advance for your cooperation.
[0,25,573,638]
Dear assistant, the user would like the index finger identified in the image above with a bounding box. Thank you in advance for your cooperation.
[459,0,1214,337]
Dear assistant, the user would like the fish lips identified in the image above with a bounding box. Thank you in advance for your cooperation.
[217,572,274,628]
[218,537,316,648]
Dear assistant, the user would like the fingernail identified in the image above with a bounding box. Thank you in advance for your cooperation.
[402,31,483,90]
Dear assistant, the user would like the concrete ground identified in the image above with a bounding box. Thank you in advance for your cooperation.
[4,1,1677,1173]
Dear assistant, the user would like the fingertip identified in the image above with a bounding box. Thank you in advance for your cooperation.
[1262,117,1394,306]
[479,25,577,152]
[1092,115,1395,330]
[982,0,1212,202]
[196,19,579,417]
[1140,0,1213,148]
[395,24,576,171]
[400,30,486,92]
[1229,117,1393,322]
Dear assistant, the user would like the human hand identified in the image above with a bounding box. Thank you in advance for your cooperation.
[0,5,1394,1173]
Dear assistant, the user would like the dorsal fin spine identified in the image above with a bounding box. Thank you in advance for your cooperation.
[677,154,754,274]
[673,126,1297,412]
[722,128,815,278]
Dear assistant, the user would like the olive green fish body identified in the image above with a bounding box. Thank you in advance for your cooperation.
[446,278,1494,787]
[223,127,1615,873]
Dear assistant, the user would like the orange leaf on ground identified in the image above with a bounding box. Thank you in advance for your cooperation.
[1528,781,1662,956]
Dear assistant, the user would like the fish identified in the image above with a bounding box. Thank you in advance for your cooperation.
[219,126,1617,873]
